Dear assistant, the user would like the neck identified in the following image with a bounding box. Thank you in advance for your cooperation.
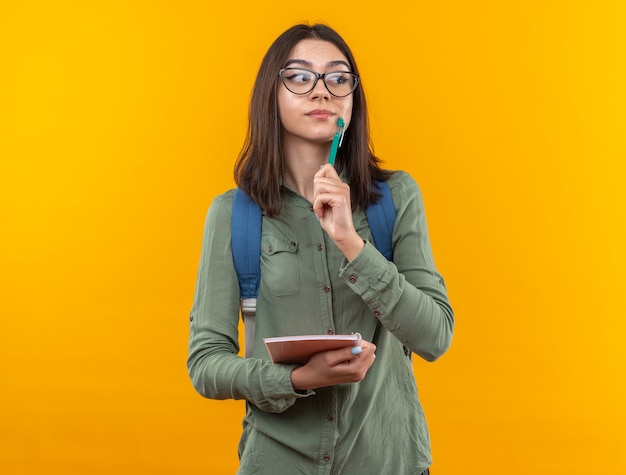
[282,139,331,202]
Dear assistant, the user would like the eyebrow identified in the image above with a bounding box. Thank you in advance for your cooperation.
[284,59,351,70]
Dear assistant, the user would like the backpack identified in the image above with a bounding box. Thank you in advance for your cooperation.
[232,180,396,357]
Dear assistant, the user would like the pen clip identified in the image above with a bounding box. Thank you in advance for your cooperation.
[337,117,345,147]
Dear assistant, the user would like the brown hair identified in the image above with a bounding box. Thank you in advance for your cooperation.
[234,23,390,217]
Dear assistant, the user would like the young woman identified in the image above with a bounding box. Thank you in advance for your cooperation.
[188,23,454,474]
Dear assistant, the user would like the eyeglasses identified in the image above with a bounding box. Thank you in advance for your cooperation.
[279,67,359,98]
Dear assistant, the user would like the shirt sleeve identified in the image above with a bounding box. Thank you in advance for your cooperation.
[187,192,312,413]
[339,171,454,361]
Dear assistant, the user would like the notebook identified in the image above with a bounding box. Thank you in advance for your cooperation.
[263,333,362,364]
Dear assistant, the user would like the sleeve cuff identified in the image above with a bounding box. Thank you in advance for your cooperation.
[339,240,392,293]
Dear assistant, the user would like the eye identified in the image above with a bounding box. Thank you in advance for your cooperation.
[285,69,313,84]
[326,72,352,86]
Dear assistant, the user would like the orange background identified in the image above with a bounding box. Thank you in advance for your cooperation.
[1,1,625,474]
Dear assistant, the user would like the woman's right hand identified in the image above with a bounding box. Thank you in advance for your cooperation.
[290,340,377,391]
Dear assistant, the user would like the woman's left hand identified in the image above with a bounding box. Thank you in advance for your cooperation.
[313,164,365,261]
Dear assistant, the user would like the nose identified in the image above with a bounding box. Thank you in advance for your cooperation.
[310,76,331,100]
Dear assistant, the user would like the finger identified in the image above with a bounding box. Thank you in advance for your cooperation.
[332,346,362,365]
[327,341,376,366]
[312,192,330,219]
[361,341,376,352]
[315,163,340,179]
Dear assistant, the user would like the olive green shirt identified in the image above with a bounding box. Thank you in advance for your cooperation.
[188,170,454,474]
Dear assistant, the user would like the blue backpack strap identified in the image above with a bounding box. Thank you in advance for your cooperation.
[232,188,262,358]
[365,180,396,261]
[232,188,262,300]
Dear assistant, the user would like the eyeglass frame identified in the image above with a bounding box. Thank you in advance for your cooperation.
[278,67,360,98]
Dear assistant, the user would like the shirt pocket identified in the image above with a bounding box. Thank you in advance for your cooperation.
[260,233,299,296]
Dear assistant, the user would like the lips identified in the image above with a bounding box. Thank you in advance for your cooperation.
[306,109,334,119]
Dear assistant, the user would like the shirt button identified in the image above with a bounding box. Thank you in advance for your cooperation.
[374,309,381,317]
[323,455,331,463]
[349,275,357,283]
[309,205,314,212]
[317,244,324,251]
[324,285,331,293]
[189,315,193,322]
[327,414,334,421]
[327,328,334,335]
[268,245,273,253]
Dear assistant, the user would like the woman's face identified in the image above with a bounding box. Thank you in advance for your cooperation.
[277,39,354,150]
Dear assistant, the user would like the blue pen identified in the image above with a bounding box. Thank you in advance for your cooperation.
[328,117,345,166]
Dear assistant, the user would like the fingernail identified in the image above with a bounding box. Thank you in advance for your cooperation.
[351,346,362,355]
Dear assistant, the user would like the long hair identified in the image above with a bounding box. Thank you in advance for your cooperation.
[234,23,390,217]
